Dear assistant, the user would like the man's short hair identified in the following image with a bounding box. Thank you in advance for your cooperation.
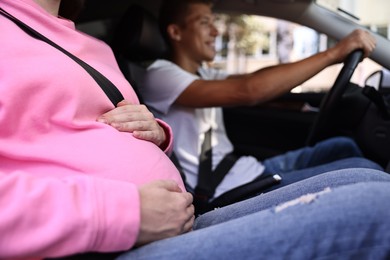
[59,0,85,20]
[159,0,213,46]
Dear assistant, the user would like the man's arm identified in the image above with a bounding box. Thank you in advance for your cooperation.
[175,29,376,108]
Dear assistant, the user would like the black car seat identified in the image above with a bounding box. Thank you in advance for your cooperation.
[110,4,167,103]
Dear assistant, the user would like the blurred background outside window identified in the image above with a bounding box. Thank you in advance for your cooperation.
[210,0,390,93]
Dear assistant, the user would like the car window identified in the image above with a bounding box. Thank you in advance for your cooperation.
[210,6,388,93]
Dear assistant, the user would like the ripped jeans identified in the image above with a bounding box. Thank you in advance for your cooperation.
[117,168,390,260]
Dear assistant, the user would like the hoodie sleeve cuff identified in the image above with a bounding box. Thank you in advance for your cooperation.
[156,118,173,155]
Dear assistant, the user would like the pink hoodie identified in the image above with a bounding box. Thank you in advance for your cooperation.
[0,0,185,258]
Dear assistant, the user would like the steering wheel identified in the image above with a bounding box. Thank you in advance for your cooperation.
[306,49,364,146]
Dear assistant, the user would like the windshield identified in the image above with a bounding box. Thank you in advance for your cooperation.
[316,0,390,39]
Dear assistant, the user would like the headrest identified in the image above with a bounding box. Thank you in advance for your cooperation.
[110,5,167,62]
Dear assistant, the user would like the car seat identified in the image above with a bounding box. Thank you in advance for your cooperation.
[110,4,167,103]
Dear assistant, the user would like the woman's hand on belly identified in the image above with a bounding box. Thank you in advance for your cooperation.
[97,100,166,146]
[135,179,195,246]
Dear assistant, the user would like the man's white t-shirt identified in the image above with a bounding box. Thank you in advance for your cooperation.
[141,60,265,198]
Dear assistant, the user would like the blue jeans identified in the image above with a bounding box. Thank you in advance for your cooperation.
[263,137,363,173]
[261,137,378,191]
[117,168,390,259]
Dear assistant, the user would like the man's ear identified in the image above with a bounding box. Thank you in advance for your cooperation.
[167,24,181,41]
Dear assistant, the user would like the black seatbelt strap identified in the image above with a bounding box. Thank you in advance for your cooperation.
[210,174,282,208]
[193,128,239,214]
[211,152,240,189]
[195,130,239,199]
[0,7,124,106]
[196,127,213,195]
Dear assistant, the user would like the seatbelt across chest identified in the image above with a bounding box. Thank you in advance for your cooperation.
[0,7,124,106]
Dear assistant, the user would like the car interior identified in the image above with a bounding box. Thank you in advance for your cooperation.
[74,0,390,170]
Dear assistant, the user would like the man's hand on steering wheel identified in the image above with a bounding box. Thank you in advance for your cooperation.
[306,29,377,146]
[327,29,376,65]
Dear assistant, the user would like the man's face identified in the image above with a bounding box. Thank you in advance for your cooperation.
[178,3,218,63]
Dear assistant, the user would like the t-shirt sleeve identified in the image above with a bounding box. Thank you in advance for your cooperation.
[141,60,198,115]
